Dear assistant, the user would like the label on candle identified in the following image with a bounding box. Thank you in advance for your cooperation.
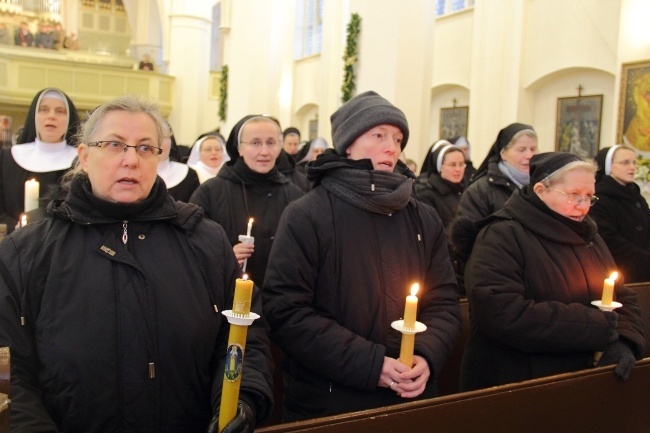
[224,343,244,381]
[233,278,253,314]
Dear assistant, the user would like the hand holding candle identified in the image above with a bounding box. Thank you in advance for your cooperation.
[396,283,422,368]
[601,272,618,306]
[24,179,39,212]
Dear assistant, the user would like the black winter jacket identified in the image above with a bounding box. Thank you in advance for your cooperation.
[263,156,461,421]
[0,177,273,432]
[460,188,645,391]
[190,164,303,285]
[456,161,518,222]
[589,176,650,283]
[413,173,463,228]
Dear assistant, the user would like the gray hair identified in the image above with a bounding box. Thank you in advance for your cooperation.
[503,129,537,151]
[540,159,598,186]
[63,95,168,184]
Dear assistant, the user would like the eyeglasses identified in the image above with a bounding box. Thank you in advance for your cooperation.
[240,139,280,148]
[548,187,599,207]
[88,141,162,158]
[613,160,637,167]
[442,162,467,168]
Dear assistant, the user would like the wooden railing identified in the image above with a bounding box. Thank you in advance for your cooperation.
[0,45,174,114]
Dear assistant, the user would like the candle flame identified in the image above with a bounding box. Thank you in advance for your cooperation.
[410,283,419,297]
[242,273,249,281]
[609,272,618,281]
[248,218,254,224]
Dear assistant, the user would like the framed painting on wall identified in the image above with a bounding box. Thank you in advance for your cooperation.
[617,60,650,154]
[555,95,603,158]
[439,106,468,140]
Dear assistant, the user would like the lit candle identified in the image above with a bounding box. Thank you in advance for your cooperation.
[20,214,27,227]
[403,283,419,329]
[399,283,419,368]
[24,179,39,212]
[601,272,618,306]
[246,218,254,237]
[219,275,254,432]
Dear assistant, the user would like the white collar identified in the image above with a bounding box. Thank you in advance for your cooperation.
[190,160,220,184]
[157,158,189,189]
[11,139,77,172]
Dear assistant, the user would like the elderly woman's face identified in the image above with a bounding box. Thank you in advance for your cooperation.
[501,134,538,173]
[78,110,159,203]
[37,97,67,143]
[610,148,637,185]
[199,137,224,168]
[535,168,595,222]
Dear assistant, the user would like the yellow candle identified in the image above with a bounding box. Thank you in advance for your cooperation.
[24,179,39,212]
[601,272,618,306]
[232,275,253,315]
[403,283,419,329]
[399,283,419,368]
[246,218,254,237]
[219,275,254,432]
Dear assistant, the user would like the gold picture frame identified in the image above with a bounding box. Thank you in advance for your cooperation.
[617,60,650,154]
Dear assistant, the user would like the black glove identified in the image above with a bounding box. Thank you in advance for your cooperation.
[597,340,636,381]
[603,311,619,343]
[207,400,256,433]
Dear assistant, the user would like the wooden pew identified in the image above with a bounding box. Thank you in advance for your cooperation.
[257,358,650,433]
[0,348,9,433]
[625,282,650,357]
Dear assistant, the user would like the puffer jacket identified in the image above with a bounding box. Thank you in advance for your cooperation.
[456,161,518,222]
[460,188,645,391]
[263,155,461,421]
[0,177,273,432]
[190,163,303,285]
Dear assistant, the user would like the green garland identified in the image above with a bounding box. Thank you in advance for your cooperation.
[341,13,361,103]
[219,65,229,122]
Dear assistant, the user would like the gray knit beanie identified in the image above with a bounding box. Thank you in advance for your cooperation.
[330,91,409,155]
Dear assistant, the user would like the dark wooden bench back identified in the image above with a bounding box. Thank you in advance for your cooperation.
[257,358,650,433]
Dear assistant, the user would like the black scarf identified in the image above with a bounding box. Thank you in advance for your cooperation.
[521,185,595,242]
[230,157,286,185]
[307,151,413,215]
[68,175,168,221]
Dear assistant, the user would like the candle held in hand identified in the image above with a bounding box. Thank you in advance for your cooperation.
[601,272,618,306]
[24,179,39,212]
[403,283,419,329]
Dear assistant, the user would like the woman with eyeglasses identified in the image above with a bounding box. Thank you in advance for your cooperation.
[455,152,645,391]
[414,144,466,228]
[589,145,650,283]
[0,88,80,233]
[0,95,273,432]
[190,115,303,284]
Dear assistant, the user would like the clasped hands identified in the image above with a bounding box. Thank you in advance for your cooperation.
[379,355,430,398]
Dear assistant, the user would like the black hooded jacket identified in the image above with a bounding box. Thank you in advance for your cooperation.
[263,152,461,421]
[458,188,645,391]
[590,175,650,283]
[0,176,274,432]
